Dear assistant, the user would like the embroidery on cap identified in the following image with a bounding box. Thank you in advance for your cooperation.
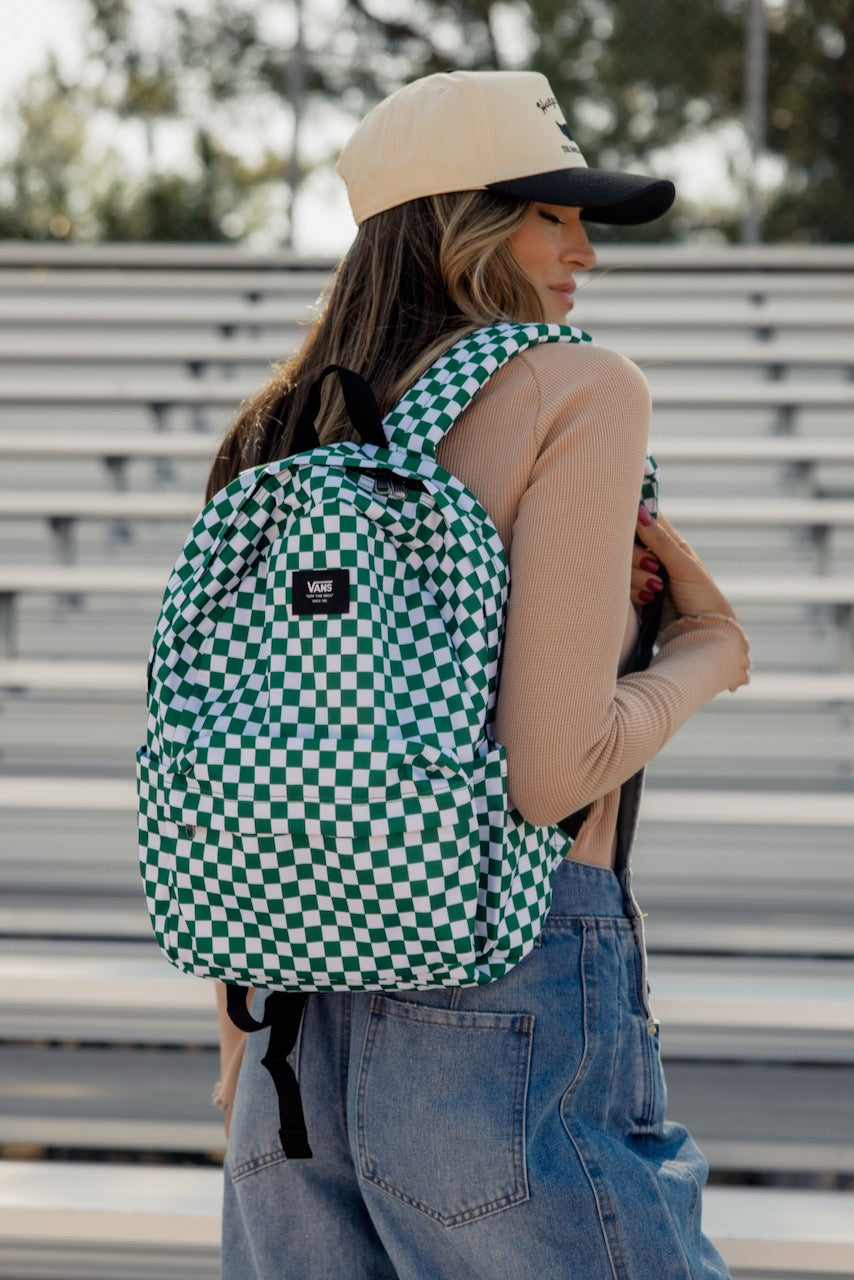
[557,121,581,154]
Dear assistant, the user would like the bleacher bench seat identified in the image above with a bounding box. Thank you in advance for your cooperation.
[1,1161,851,1279]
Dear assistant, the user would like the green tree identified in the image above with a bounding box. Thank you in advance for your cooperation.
[761,0,852,240]
[1,0,850,243]
[0,59,93,240]
[526,0,851,241]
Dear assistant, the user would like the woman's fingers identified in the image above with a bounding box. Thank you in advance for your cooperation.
[630,541,664,607]
[636,506,697,569]
[654,510,696,555]
[634,505,739,622]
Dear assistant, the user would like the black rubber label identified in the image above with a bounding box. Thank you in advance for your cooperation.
[291,569,351,615]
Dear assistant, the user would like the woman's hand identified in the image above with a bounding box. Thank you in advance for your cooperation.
[212,1079,233,1138]
[635,506,739,622]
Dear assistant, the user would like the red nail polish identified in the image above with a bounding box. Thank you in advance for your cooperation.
[637,505,653,527]
[639,557,659,573]
[646,577,663,593]
[638,589,654,604]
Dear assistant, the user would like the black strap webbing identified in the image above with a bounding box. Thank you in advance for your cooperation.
[558,805,592,841]
[226,984,313,1159]
[291,364,388,455]
[632,563,669,672]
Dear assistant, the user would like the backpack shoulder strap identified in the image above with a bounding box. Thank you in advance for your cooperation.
[382,321,592,460]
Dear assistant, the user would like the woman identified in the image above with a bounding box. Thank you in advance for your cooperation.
[212,70,749,1280]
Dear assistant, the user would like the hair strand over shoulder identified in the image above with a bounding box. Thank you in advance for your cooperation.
[205,191,542,501]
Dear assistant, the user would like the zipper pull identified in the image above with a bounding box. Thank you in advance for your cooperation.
[374,472,406,499]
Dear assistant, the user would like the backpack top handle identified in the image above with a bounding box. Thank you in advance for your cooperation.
[291,364,389,456]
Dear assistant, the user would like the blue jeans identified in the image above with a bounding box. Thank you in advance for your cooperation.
[222,857,730,1279]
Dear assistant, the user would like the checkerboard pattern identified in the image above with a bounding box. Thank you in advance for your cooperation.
[138,323,659,993]
[641,454,660,517]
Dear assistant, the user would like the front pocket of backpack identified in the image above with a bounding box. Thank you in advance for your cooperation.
[356,995,533,1225]
[144,740,484,988]
[166,808,481,988]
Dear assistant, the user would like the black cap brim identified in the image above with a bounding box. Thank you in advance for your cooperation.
[486,167,676,225]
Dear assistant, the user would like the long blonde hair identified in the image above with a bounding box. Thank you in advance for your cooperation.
[206,190,542,501]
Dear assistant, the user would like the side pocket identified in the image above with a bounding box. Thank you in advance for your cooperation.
[136,747,182,963]
[464,744,567,978]
[136,739,486,989]
[356,996,533,1227]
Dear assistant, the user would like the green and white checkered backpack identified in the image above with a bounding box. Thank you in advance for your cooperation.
[139,321,584,997]
[138,320,662,994]
[137,320,660,1156]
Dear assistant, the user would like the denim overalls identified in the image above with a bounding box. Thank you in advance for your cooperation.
[221,801,729,1280]
[221,600,731,1279]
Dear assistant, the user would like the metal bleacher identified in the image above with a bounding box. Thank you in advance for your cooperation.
[0,241,853,1279]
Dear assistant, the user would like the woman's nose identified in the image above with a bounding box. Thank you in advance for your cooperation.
[563,225,596,270]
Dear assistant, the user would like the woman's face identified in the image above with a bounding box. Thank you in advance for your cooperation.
[507,203,597,323]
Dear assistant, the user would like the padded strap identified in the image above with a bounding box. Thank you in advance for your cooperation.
[382,322,591,459]
[226,984,313,1159]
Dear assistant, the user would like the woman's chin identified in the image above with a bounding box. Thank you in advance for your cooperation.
[546,300,573,324]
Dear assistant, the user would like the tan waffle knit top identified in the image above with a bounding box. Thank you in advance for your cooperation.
[214,340,750,1107]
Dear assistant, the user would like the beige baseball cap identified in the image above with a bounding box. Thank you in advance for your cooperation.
[336,70,675,226]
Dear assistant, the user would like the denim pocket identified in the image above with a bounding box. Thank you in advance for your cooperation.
[356,995,533,1226]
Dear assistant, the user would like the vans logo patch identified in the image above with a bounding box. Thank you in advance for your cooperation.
[292,569,351,615]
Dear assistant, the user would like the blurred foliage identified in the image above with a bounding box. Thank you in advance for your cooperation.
[0,58,91,241]
[0,0,850,244]
[761,0,852,240]
[529,0,852,242]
